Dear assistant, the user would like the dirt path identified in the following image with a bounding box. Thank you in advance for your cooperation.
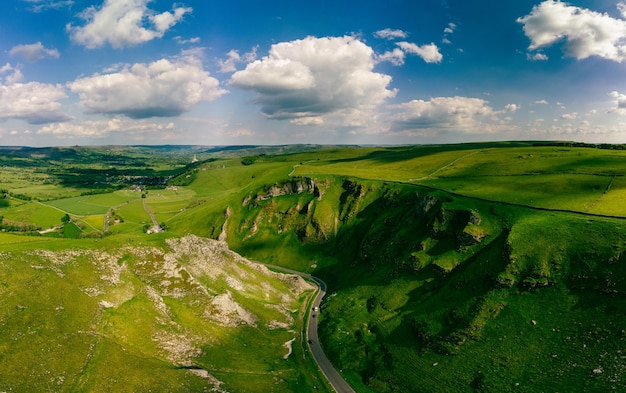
[409,149,486,181]
[142,198,161,232]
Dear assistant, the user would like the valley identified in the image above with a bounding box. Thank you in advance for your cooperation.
[2,141,626,392]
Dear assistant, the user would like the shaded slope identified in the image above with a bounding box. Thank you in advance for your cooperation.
[227,175,626,392]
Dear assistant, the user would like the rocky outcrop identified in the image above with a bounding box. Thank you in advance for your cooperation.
[245,177,321,205]
[415,193,439,217]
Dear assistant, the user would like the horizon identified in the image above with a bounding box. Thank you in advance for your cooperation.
[0,139,621,150]
[2,1,626,146]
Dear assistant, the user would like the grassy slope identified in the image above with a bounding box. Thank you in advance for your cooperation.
[0,234,327,393]
[3,143,626,392]
[208,144,626,392]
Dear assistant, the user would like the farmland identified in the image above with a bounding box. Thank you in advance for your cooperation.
[2,142,626,392]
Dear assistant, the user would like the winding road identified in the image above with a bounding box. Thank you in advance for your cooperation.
[259,263,356,393]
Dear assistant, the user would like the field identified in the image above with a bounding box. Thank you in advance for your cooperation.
[2,142,626,392]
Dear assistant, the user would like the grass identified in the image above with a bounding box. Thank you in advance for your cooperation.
[4,142,626,392]
[0,235,328,393]
[44,191,140,216]
[421,173,610,211]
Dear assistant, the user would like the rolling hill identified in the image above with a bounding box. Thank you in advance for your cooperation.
[2,142,626,392]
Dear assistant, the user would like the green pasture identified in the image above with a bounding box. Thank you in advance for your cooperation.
[588,176,626,216]
[1,201,66,229]
[104,199,151,234]
[144,187,196,222]
[44,190,141,216]
[287,144,626,215]
[294,145,486,182]
[420,173,611,212]
[0,167,79,200]
[425,145,626,177]
[188,160,293,198]
[79,215,105,231]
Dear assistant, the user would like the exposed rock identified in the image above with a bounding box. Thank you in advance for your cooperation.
[254,177,320,201]
[415,193,440,216]
[204,291,258,327]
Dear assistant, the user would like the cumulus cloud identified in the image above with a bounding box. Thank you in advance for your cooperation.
[390,96,495,133]
[397,42,443,63]
[68,56,226,118]
[1,64,24,85]
[218,46,258,73]
[230,36,396,125]
[374,28,408,40]
[518,1,626,62]
[0,64,70,124]
[9,42,60,61]
[37,118,176,139]
[527,52,548,61]
[377,48,406,66]
[609,90,626,114]
[535,99,549,105]
[505,103,520,112]
[67,0,192,49]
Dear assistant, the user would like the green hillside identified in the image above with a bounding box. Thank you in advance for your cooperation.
[2,142,626,391]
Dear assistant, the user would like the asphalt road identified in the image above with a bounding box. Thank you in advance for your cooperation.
[259,263,356,393]
[306,276,356,393]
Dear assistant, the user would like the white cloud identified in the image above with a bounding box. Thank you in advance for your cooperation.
[609,90,626,114]
[561,112,578,120]
[620,1,626,18]
[390,96,495,133]
[0,70,70,124]
[9,42,60,61]
[175,36,201,45]
[518,1,626,62]
[69,56,226,118]
[230,36,396,126]
[24,0,74,12]
[442,22,456,44]
[290,116,325,126]
[1,64,24,85]
[505,103,520,112]
[535,99,549,105]
[374,28,408,40]
[377,48,406,66]
[527,52,548,61]
[67,0,192,49]
[444,22,456,35]
[37,118,177,139]
[397,42,443,63]
[218,46,258,73]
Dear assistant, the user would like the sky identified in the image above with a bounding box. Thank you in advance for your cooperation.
[2,0,626,146]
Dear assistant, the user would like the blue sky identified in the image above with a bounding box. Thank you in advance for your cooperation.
[2,0,626,146]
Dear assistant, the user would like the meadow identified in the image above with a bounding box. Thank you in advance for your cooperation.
[2,142,626,392]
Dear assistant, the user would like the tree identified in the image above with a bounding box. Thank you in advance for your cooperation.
[61,213,71,224]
